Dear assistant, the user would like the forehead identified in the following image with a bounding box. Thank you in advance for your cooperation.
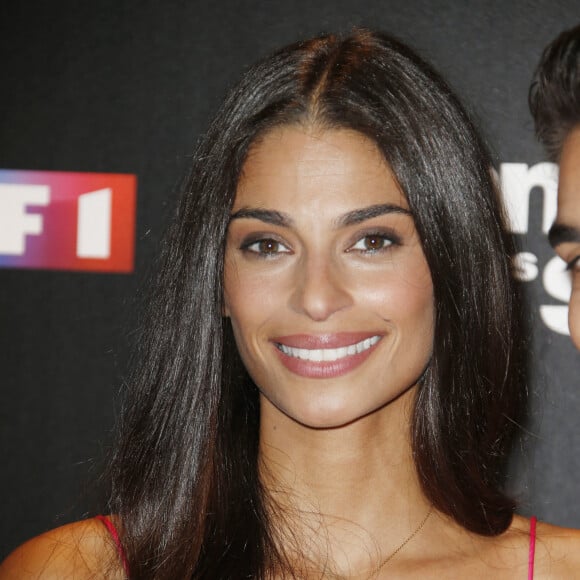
[556,125,580,226]
[235,125,407,210]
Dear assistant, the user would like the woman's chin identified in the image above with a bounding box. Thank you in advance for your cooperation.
[266,394,376,431]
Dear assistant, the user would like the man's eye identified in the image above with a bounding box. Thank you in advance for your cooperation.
[244,239,291,255]
[349,234,393,253]
[566,255,580,272]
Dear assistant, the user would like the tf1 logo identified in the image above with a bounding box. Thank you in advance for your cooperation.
[0,169,136,273]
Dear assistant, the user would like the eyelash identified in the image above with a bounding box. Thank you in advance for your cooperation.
[240,236,291,257]
[346,231,399,254]
[239,230,400,258]
[566,255,580,271]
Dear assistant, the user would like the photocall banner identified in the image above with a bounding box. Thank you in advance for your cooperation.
[2,0,580,559]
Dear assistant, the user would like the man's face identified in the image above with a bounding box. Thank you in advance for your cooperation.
[549,125,580,349]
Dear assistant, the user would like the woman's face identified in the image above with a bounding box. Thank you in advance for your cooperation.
[224,126,434,428]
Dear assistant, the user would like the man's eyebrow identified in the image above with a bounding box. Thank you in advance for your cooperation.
[229,208,293,227]
[548,223,580,248]
[336,203,412,227]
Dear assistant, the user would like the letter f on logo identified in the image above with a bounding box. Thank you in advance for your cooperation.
[0,184,50,255]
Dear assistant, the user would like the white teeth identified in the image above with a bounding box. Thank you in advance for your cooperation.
[278,335,380,362]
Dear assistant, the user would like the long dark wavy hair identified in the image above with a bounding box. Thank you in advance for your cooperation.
[529,23,580,160]
[109,29,526,578]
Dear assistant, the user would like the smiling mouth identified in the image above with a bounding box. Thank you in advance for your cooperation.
[275,335,381,362]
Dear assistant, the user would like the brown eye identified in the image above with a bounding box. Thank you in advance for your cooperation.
[243,238,291,256]
[364,236,384,250]
[349,234,393,253]
[259,240,280,254]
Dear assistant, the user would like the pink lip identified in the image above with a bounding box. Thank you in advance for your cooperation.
[271,332,383,379]
[271,332,380,349]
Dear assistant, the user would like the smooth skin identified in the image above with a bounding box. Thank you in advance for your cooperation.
[0,518,124,579]
[3,126,580,579]
[549,125,580,349]
[224,126,434,431]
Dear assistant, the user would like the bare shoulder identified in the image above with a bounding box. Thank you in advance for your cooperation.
[508,515,580,578]
[0,518,125,580]
[534,519,580,578]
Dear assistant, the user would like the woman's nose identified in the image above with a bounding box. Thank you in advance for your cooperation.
[288,254,354,321]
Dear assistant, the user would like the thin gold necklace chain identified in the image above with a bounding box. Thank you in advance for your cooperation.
[371,506,433,575]
[317,506,433,579]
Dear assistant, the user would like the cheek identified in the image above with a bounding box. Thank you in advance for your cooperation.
[357,267,433,325]
[223,259,288,361]
[224,266,285,320]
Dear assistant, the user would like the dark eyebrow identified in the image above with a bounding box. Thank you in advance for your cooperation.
[336,203,412,227]
[228,203,411,229]
[229,208,293,227]
[548,223,580,248]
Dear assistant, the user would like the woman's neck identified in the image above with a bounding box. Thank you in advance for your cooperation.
[258,386,432,576]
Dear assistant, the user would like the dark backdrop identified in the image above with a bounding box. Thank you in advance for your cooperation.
[1,0,579,558]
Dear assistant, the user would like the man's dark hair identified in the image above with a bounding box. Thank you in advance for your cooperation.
[529,24,580,161]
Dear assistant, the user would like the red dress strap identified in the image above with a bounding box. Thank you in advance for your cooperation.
[528,515,537,580]
[95,515,130,577]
